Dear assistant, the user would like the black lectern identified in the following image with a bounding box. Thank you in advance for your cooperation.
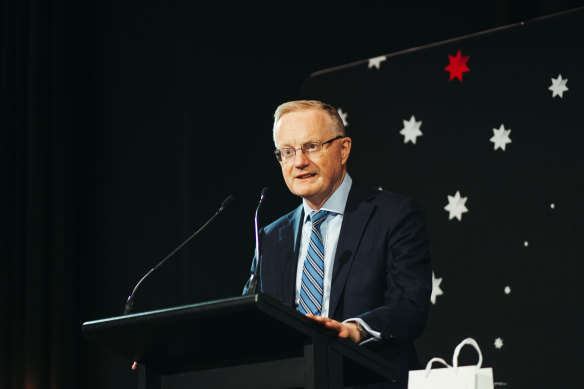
[82,293,398,389]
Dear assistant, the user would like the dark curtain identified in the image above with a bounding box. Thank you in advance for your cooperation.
[0,0,89,388]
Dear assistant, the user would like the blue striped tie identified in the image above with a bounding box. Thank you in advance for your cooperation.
[298,210,328,315]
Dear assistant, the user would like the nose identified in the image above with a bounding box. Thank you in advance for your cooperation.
[293,148,310,168]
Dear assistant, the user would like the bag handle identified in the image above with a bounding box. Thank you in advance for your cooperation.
[424,358,452,377]
[452,338,483,370]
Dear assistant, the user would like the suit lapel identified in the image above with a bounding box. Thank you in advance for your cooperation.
[279,205,304,307]
[328,183,377,318]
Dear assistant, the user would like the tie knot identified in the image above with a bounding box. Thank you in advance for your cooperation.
[310,210,328,226]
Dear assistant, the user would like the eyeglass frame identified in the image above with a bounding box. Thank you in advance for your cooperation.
[273,135,345,162]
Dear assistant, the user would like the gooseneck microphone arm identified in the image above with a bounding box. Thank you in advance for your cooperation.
[245,187,270,295]
[123,195,235,315]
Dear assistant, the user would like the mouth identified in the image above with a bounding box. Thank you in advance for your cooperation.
[296,173,317,180]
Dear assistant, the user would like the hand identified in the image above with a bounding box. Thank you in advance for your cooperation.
[305,314,364,343]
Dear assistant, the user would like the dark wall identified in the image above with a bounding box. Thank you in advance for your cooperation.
[1,1,582,388]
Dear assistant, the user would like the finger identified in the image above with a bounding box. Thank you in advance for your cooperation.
[333,323,350,337]
[325,321,351,337]
[337,329,350,338]
[308,315,330,323]
[324,320,341,329]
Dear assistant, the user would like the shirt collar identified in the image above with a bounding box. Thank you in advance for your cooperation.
[302,173,352,223]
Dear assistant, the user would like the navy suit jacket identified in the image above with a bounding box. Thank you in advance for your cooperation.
[244,181,432,377]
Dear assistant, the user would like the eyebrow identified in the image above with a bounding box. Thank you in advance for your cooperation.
[279,140,319,148]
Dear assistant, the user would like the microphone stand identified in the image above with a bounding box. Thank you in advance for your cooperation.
[245,187,270,295]
[123,195,235,315]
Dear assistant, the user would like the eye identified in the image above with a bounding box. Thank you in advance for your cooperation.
[306,143,319,151]
[281,148,295,157]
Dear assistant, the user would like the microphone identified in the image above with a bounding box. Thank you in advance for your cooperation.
[244,187,270,295]
[123,194,236,315]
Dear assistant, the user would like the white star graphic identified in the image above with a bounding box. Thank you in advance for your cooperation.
[548,74,568,98]
[490,124,512,151]
[368,55,387,70]
[400,115,423,144]
[504,286,511,295]
[337,108,348,127]
[444,191,468,221]
[431,272,443,305]
[494,337,504,349]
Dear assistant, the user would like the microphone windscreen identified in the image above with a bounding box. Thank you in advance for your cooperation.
[261,187,271,197]
[221,195,236,210]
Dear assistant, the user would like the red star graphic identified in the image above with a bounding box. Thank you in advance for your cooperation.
[444,50,470,81]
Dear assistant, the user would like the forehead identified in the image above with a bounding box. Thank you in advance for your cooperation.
[275,109,334,146]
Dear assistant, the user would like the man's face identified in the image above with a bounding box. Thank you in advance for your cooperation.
[274,109,351,209]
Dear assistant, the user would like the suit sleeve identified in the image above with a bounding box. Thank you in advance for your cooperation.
[357,198,432,344]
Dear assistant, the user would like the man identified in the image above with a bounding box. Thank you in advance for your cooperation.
[243,100,431,388]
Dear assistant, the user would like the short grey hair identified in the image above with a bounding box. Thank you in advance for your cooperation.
[272,100,346,145]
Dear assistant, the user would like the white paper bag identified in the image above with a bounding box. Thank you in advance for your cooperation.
[408,338,494,389]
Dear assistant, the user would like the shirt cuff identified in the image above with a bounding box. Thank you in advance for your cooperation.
[342,318,382,345]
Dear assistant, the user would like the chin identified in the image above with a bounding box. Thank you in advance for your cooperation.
[290,188,311,200]
[294,190,316,199]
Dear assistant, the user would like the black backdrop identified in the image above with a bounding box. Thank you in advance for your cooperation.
[1,1,583,388]
[301,8,584,387]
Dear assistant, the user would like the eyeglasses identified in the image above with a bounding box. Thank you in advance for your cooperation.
[274,136,344,162]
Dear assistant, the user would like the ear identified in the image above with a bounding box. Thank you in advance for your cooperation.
[340,137,352,165]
